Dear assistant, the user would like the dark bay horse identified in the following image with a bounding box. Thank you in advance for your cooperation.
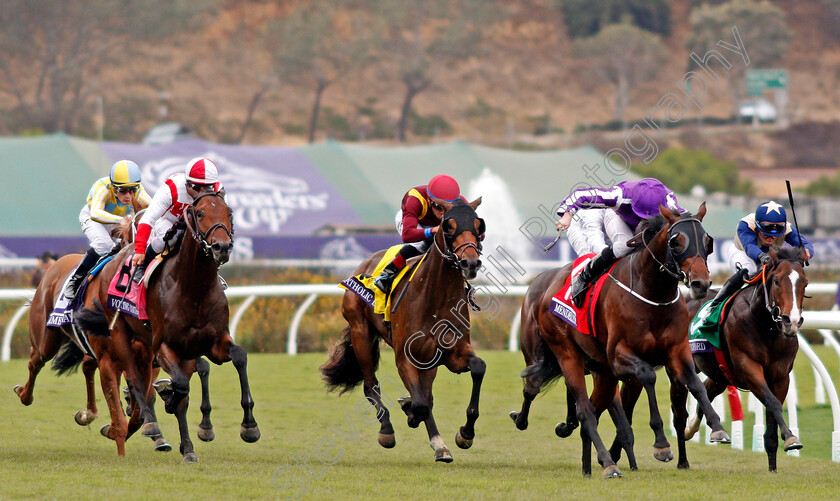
[684,246,807,471]
[515,205,730,477]
[76,192,259,462]
[321,198,486,463]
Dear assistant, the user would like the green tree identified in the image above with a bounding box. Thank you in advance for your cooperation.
[267,1,372,143]
[632,147,753,194]
[373,0,497,142]
[686,0,791,117]
[573,23,668,126]
[556,0,671,38]
[0,0,217,135]
[805,171,840,197]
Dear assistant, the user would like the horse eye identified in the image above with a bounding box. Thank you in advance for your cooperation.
[774,278,780,286]
[196,209,204,219]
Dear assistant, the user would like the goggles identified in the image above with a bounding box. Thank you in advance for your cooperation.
[759,222,785,234]
[114,185,138,195]
[430,200,443,211]
[187,181,215,193]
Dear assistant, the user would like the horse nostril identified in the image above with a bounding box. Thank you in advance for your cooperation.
[781,316,791,325]
[212,243,222,252]
[460,259,469,269]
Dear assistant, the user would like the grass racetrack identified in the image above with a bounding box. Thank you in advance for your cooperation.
[1,349,839,500]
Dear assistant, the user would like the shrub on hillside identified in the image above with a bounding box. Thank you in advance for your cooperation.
[556,0,671,38]
[631,147,753,195]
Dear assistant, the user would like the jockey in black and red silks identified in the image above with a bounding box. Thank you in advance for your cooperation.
[373,174,466,295]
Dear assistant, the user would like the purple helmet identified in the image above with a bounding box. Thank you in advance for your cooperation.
[630,178,670,219]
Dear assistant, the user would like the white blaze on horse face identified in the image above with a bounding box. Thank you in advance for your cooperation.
[788,270,801,327]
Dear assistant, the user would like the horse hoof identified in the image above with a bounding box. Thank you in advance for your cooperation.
[783,436,803,451]
[197,426,216,442]
[141,422,162,438]
[241,425,261,443]
[100,424,111,438]
[13,385,23,397]
[398,396,412,413]
[602,465,622,479]
[555,422,576,438]
[154,437,172,452]
[510,411,528,431]
[153,378,173,393]
[378,433,396,449]
[434,447,453,463]
[75,410,87,426]
[182,452,199,463]
[653,447,674,463]
[455,429,473,450]
[709,429,731,444]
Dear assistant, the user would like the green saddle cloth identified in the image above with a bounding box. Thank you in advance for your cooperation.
[689,297,729,350]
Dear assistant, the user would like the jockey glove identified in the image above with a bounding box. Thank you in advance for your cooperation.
[758,252,772,265]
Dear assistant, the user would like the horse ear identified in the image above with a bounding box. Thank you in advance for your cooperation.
[696,202,706,221]
[769,247,780,265]
[660,204,678,223]
[469,197,482,210]
[626,232,645,248]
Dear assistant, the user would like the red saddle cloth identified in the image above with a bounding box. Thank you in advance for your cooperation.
[106,257,149,320]
[550,253,618,337]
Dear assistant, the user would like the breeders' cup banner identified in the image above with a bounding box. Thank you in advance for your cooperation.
[101,139,362,236]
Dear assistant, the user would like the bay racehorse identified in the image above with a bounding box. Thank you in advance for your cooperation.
[684,246,807,471]
[516,204,730,477]
[75,192,259,462]
[321,198,486,463]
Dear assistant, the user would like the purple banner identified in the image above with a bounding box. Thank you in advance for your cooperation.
[99,139,361,236]
[340,276,375,308]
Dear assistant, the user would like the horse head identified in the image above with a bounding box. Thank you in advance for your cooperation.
[437,197,484,280]
[110,209,146,247]
[765,247,808,336]
[657,203,713,299]
[186,193,234,265]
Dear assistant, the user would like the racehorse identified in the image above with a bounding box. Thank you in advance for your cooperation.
[684,246,807,471]
[14,205,174,454]
[75,192,258,462]
[515,204,730,478]
[321,198,486,463]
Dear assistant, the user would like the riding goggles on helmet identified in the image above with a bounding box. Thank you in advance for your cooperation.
[187,181,215,193]
[114,185,139,195]
[759,222,785,234]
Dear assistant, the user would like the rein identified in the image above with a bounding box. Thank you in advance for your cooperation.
[185,193,234,258]
[747,265,784,327]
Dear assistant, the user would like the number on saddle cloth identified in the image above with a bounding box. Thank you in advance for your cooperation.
[114,259,134,293]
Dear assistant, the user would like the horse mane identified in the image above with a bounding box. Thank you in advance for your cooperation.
[775,246,804,262]
[631,209,686,254]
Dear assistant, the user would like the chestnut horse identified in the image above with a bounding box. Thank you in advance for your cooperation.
[516,205,730,478]
[684,246,807,471]
[76,192,258,462]
[13,205,174,456]
[321,198,486,463]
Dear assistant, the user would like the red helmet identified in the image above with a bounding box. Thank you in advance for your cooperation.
[185,157,219,185]
[427,174,460,202]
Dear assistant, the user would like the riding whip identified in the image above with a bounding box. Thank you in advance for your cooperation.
[785,180,809,266]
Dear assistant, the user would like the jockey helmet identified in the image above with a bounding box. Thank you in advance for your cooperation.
[185,157,220,185]
[630,178,669,219]
[110,160,142,188]
[755,200,787,236]
[427,174,460,203]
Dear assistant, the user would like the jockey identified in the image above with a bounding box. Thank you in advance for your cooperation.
[373,174,465,295]
[566,208,611,256]
[555,178,684,308]
[131,157,224,283]
[708,200,814,309]
[65,160,152,301]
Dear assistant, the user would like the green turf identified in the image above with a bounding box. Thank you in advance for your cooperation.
[1,350,839,500]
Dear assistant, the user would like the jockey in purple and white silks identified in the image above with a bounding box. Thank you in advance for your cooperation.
[566,208,611,256]
[555,178,685,308]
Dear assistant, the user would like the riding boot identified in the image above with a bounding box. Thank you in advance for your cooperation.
[64,248,100,301]
[373,262,399,295]
[571,246,617,308]
[708,268,749,310]
[131,246,157,284]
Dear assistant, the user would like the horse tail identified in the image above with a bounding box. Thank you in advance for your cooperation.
[520,335,562,391]
[51,340,85,376]
[75,299,110,338]
[320,326,378,395]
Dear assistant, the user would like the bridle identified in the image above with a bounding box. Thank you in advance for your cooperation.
[642,217,712,286]
[749,263,804,330]
[184,192,235,258]
[433,206,484,269]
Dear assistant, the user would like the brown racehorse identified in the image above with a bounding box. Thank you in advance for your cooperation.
[516,205,730,478]
[321,198,486,463]
[75,192,259,462]
[14,206,173,454]
[684,246,807,471]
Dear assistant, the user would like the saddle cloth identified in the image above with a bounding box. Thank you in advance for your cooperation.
[689,288,747,386]
[549,253,616,337]
[46,255,113,328]
[105,255,163,321]
[339,245,416,323]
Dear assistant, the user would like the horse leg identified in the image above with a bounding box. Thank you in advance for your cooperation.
[97,353,129,456]
[511,386,538,431]
[351,323,397,448]
[157,343,198,462]
[589,372,631,472]
[74,356,99,426]
[110,325,161,439]
[558,350,621,478]
[606,386,637,471]
[670,353,730,443]
[667,368,690,470]
[685,377,726,440]
[394,360,431,429]
[15,327,63,406]
[609,378,641,464]
[749,372,799,471]
[455,354,485,449]
[417,370,452,463]
[770,376,802,454]
[195,357,215,442]
[555,385,579,438]
[227,342,261,443]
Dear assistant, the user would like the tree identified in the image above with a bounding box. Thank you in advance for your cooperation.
[573,23,668,126]
[0,0,218,135]
[267,1,371,143]
[556,0,671,38]
[632,147,753,195]
[686,0,791,117]
[373,0,497,142]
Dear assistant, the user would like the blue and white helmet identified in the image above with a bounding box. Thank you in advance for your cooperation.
[109,160,142,188]
[755,201,787,236]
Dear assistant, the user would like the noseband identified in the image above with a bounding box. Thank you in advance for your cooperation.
[642,217,711,285]
[185,193,235,258]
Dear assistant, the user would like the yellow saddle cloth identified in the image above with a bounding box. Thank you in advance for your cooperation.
[339,244,420,322]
